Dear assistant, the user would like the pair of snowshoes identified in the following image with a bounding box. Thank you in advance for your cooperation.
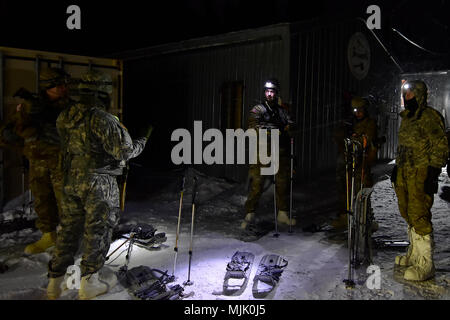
[118,265,193,300]
[223,251,288,298]
[113,223,167,249]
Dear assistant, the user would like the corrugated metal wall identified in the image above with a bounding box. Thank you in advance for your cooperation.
[124,25,291,182]
[123,19,401,182]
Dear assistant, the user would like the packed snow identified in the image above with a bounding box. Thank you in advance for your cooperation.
[0,162,449,300]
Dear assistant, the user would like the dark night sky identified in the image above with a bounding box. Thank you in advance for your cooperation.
[0,0,450,64]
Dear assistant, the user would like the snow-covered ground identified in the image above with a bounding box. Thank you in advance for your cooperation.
[0,162,449,300]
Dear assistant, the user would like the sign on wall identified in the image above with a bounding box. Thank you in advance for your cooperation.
[347,32,371,80]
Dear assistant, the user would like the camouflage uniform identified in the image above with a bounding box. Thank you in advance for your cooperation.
[48,74,147,278]
[392,80,448,281]
[333,97,378,224]
[1,83,68,233]
[244,99,294,215]
[394,83,448,236]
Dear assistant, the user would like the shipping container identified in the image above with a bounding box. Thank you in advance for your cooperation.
[0,46,123,209]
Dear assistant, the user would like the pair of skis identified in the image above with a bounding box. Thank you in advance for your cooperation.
[173,175,198,287]
[343,136,374,289]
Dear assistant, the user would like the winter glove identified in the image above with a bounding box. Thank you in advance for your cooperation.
[391,165,398,185]
[424,166,441,196]
[139,125,154,141]
[447,159,450,179]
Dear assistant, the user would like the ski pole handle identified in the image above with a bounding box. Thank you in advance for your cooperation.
[180,175,186,192]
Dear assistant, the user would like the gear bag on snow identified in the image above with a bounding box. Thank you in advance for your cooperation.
[113,223,167,248]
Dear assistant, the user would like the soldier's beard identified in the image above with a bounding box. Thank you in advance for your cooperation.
[265,96,276,105]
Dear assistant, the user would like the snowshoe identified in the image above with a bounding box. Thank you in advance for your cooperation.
[223,251,255,295]
[118,265,192,300]
[113,223,167,249]
[252,254,288,298]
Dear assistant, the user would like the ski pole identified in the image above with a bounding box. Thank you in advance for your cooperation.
[184,176,197,286]
[22,158,25,214]
[344,139,350,216]
[360,135,367,195]
[345,140,357,289]
[173,175,186,277]
[105,237,130,261]
[273,172,280,238]
[289,137,294,234]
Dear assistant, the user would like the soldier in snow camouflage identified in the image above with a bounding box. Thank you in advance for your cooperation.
[392,80,448,282]
[47,70,152,300]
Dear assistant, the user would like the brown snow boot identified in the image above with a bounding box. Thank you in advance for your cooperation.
[24,231,57,255]
[47,275,65,300]
[240,212,255,230]
[277,210,296,226]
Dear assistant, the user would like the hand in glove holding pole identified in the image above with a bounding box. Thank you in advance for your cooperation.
[139,124,154,141]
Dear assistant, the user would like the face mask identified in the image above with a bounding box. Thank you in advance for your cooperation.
[404,97,419,116]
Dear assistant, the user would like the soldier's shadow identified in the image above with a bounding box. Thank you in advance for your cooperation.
[438,186,450,203]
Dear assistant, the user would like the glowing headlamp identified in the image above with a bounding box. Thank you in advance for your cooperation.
[265,82,276,89]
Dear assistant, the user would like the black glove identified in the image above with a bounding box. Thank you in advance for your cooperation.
[447,159,450,179]
[424,166,441,196]
[139,125,154,140]
[447,158,450,178]
[391,165,398,185]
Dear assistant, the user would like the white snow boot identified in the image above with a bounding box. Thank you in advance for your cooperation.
[47,275,65,300]
[24,231,56,255]
[240,212,255,230]
[79,271,117,300]
[403,229,435,281]
[395,227,417,267]
[277,210,296,226]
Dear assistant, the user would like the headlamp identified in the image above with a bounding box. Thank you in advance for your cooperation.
[264,82,276,89]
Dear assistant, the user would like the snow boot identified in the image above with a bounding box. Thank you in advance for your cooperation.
[79,271,118,300]
[240,212,255,230]
[395,227,417,267]
[277,210,296,226]
[47,275,65,300]
[404,230,435,281]
[24,231,56,255]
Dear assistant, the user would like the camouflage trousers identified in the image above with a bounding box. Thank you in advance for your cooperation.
[29,155,63,233]
[244,153,290,214]
[394,166,433,236]
[48,172,120,278]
